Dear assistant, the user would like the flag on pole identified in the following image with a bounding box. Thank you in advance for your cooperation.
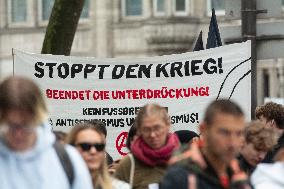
[193,31,204,51]
[206,8,222,49]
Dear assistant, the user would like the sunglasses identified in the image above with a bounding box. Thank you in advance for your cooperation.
[76,143,105,152]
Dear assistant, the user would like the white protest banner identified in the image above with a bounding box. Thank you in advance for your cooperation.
[13,41,251,159]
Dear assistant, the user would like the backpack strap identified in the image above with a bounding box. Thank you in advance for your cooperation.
[129,154,135,189]
[53,142,75,187]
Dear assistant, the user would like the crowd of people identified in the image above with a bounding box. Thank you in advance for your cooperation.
[0,75,284,189]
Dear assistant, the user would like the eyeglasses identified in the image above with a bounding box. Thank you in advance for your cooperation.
[76,142,105,152]
[140,125,165,136]
[1,123,35,134]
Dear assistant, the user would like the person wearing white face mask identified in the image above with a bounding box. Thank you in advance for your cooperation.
[0,76,93,189]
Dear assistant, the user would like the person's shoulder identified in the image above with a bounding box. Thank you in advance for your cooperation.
[167,163,189,176]
[118,154,132,166]
[115,154,133,173]
[64,144,83,162]
[159,164,189,189]
[64,144,93,189]
[114,154,133,181]
[251,162,284,189]
[64,144,90,171]
[111,177,130,189]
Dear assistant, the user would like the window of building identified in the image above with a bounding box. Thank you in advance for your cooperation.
[80,0,90,18]
[154,0,165,16]
[41,0,54,21]
[39,0,89,24]
[208,0,225,15]
[124,0,142,16]
[173,0,189,16]
[11,0,27,22]
[263,70,270,97]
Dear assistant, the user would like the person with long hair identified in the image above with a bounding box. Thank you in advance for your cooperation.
[66,121,129,189]
[0,76,92,189]
[114,104,180,189]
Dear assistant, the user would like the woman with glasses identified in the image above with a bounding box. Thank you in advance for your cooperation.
[67,121,129,189]
[0,76,92,189]
[114,104,180,189]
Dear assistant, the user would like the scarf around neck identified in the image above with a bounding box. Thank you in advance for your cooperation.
[131,133,180,167]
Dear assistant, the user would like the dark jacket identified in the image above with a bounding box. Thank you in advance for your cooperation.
[160,153,251,189]
[237,155,255,175]
[262,133,284,163]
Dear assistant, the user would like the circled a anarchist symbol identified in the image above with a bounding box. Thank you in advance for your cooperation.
[116,132,128,156]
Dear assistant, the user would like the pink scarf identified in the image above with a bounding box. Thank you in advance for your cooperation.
[131,133,180,167]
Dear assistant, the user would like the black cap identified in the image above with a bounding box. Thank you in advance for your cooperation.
[174,130,199,144]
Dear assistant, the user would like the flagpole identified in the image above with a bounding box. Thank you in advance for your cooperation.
[242,0,257,119]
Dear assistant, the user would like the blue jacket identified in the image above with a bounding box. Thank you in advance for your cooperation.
[0,122,93,189]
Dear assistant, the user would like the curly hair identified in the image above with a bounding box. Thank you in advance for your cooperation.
[255,102,284,129]
[245,121,277,151]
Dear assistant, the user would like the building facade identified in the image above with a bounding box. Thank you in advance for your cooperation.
[0,0,283,105]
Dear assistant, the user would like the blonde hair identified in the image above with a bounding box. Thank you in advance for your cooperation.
[66,122,112,189]
[135,103,170,131]
[92,160,112,189]
[0,76,47,125]
[245,121,277,151]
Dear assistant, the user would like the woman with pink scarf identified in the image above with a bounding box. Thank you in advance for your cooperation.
[114,104,180,189]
